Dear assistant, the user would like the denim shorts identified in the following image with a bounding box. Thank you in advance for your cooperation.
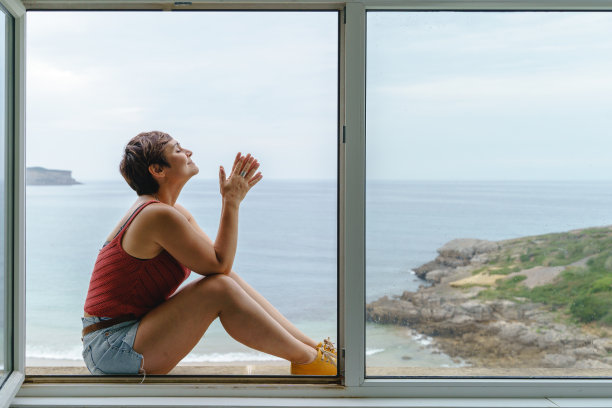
[81,316,144,375]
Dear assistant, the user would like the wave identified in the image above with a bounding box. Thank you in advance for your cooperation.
[182,352,282,363]
[26,344,83,361]
[366,348,384,356]
[26,344,283,363]
[412,333,433,346]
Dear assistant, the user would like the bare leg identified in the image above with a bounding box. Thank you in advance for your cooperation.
[227,270,319,349]
[132,274,317,374]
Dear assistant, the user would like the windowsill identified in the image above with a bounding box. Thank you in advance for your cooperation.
[24,364,612,377]
[10,396,612,407]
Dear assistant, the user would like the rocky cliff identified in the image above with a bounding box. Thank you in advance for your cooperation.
[26,167,81,186]
[367,231,612,369]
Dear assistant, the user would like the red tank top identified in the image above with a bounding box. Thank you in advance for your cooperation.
[84,200,191,318]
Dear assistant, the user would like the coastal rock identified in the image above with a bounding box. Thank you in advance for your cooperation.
[524,308,551,322]
[471,253,492,264]
[450,314,474,325]
[371,286,611,368]
[537,330,576,348]
[366,296,419,325]
[543,353,576,367]
[367,231,612,370]
[489,299,525,320]
[413,239,498,281]
[593,338,612,352]
[573,346,605,358]
[413,260,439,277]
[438,239,499,260]
[517,331,539,346]
[492,321,529,341]
[459,300,493,321]
[424,268,453,283]
[574,360,612,369]
[26,167,81,186]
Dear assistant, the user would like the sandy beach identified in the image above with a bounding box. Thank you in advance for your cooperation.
[26,358,291,376]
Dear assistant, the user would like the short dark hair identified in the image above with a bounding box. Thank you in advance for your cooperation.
[119,131,172,195]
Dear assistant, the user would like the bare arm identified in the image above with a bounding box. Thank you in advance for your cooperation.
[212,200,240,273]
[146,206,223,275]
[156,153,262,275]
[174,203,214,246]
[212,152,262,273]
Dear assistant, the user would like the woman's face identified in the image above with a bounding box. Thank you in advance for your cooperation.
[162,138,199,180]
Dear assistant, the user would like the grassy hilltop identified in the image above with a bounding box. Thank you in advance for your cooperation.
[465,226,612,328]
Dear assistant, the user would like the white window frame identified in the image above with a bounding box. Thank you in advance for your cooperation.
[0,0,25,406]
[2,0,612,406]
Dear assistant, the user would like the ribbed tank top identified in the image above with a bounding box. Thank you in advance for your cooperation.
[84,200,191,318]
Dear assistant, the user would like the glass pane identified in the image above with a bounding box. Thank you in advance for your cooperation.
[366,11,612,377]
[26,11,337,376]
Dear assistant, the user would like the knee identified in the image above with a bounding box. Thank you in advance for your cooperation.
[196,274,240,298]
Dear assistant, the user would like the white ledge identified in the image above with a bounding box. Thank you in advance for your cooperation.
[8,396,564,408]
[9,397,612,407]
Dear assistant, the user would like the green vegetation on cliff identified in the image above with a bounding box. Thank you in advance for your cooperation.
[475,226,612,327]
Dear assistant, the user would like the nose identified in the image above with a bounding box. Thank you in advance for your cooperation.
[185,149,192,157]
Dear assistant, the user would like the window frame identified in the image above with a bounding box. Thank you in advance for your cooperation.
[9,0,612,403]
[21,0,347,390]
[0,0,25,405]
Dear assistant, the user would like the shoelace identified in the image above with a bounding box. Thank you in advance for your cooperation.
[319,348,337,367]
[322,337,337,355]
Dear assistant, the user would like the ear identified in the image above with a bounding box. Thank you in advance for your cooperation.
[148,163,166,180]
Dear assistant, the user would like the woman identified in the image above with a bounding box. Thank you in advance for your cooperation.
[82,130,336,376]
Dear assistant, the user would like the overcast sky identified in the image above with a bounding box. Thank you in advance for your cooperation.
[367,11,612,180]
[26,11,338,181]
[27,11,612,181]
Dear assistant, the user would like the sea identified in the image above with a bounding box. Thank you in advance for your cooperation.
[25,179,612,368]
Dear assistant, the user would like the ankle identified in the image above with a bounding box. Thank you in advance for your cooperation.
[295,347,317,365]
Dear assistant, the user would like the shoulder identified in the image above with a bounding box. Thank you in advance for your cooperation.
[173,203,193,222]
[137,201,186,226]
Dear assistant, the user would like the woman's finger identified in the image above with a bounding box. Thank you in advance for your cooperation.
[234,155,247,177]
[219,166,226,185]
[237,154,252,176]
[231,153,242,175]
[248,172,263,187]
[241,155,256,176]
[240,154,253,174]
[245,161,260,179]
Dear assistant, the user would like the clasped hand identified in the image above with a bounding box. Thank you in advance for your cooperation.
[219,153,263,205]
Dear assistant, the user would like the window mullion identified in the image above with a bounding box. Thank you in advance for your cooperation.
[342,1,366,389]
[11,9,25,376]
[0,0,26,404]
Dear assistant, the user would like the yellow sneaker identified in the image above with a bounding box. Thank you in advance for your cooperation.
[316,337,337,356]
[291,347,337,376]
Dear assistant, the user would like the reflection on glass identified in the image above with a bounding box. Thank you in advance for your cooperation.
[26,11,337,375]
[366,12,612,376]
